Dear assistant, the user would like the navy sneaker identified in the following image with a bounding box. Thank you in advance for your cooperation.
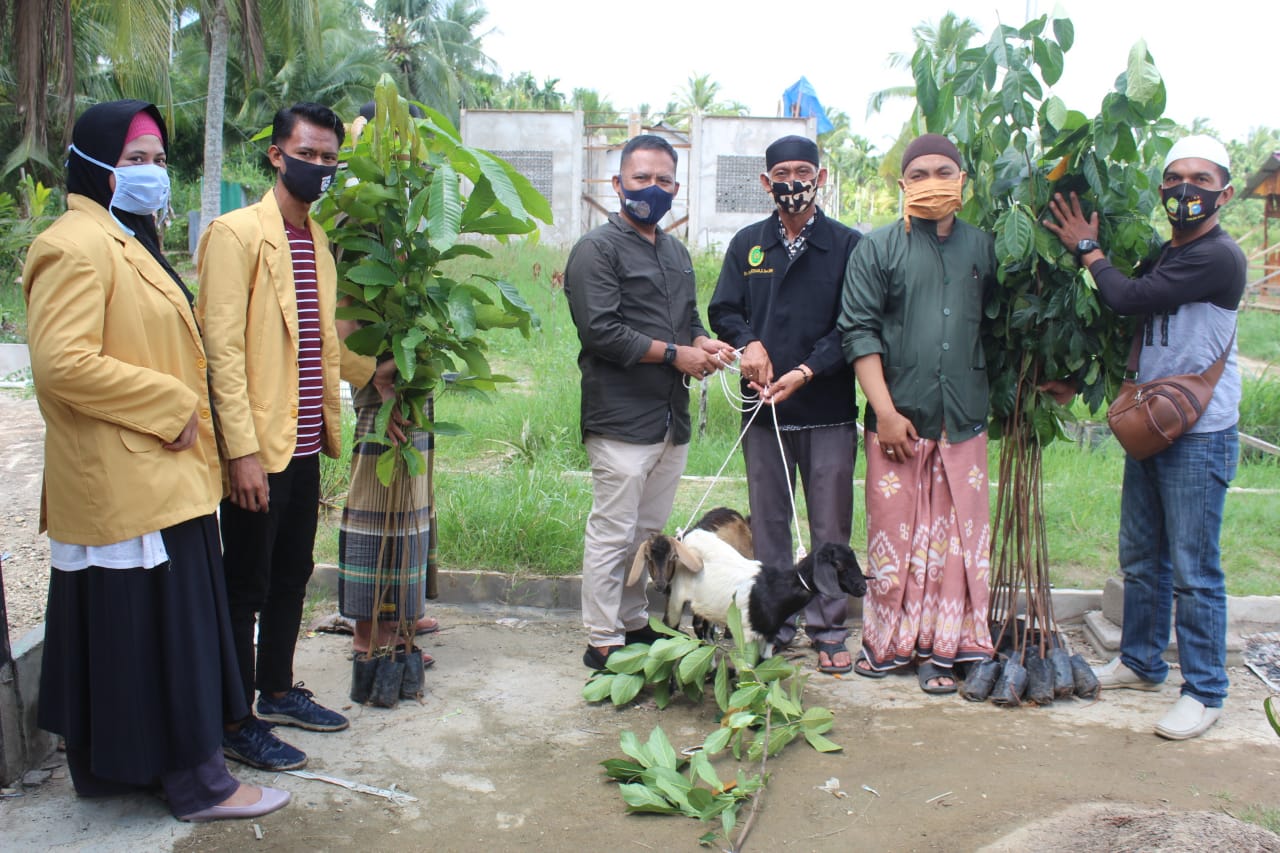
[222,718,307,771]
[256,682,349,732]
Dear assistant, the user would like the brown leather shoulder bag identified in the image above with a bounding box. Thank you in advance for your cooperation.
[1106,327,1233,460]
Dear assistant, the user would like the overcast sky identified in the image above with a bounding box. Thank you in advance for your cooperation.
[475,0,1267,154]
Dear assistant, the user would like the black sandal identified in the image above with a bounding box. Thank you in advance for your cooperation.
[814,640,854,674]
[853,652,889,679]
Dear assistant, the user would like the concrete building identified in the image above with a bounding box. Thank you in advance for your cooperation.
[459,110,815,251]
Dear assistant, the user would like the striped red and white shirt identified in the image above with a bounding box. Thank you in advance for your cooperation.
[285,219,323,457]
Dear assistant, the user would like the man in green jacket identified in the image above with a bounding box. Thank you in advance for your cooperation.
[837,134,996,693]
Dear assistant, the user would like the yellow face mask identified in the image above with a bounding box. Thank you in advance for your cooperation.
[902,176,964,232]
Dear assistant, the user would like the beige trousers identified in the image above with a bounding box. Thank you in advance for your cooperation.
[581,433,688,647]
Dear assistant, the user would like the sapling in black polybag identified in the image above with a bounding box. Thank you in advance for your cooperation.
[961,658,1002,702]
[1025,649,1054,706]
[351,653,378,704]
[1048,647,1074,698]
[1070,653,1100,699]
[400,646,425,700]
[370,654,406,707]
[991,658,1028,706]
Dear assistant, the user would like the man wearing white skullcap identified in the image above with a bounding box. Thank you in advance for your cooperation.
[1043,135,1245,740]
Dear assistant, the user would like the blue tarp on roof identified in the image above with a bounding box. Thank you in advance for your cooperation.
[782,77,833,135]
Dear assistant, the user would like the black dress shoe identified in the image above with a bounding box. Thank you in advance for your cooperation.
[625,625,664,646]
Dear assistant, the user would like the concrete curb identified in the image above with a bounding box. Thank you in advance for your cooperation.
[310,563,1108,624]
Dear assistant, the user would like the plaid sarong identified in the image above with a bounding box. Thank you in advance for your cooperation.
[338,398,436,622]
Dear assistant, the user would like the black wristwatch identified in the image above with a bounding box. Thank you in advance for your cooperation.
[662,342,677,365]
[1075,239,1101,262]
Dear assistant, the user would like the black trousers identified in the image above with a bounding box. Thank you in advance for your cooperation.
[220,454,320,711]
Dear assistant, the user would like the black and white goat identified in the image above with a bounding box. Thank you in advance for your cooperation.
[628,516,867,650]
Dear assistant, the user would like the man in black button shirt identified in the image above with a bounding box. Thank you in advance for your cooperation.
[709,135,861,673]
[565,134,734,669]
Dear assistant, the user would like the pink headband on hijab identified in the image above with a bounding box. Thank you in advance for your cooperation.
[124,110,163,145]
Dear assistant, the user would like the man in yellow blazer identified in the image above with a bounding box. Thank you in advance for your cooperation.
[197,102,394,771]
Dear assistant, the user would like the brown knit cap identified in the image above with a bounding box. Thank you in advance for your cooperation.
[901,134,963,173]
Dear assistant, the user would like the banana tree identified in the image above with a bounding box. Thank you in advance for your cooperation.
[907,15,1177,658]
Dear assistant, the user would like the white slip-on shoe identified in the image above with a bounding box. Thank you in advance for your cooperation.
[1093,657,1163,691]
[1154,695,1222,740]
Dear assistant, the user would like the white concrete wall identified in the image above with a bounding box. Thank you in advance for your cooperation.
[689,114,814,253]
[459,110,582,245]
[459,110,813,250]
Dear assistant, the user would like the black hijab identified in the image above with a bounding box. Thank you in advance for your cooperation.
[67,99,191,302]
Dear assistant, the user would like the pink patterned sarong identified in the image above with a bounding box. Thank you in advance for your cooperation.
[860,431,994,670]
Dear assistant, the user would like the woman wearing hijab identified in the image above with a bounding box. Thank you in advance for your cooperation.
[23,100,289,822]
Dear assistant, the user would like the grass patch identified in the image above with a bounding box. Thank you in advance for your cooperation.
[1238,308,1280,366]
[303,240,1278,595]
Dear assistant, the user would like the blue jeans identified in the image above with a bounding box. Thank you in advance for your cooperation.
[1118,426,1237,708]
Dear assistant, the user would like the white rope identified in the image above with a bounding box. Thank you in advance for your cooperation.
[679,352,808,571]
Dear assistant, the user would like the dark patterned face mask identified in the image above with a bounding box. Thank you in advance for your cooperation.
[770,178,818,215]
[1161,182,1224,230]
[279,152,337,204]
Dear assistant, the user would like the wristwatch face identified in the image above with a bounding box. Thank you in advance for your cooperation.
[663,343,677,364]
[1076,239,1100,256]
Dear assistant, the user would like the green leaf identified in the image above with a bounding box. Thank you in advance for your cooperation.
[1125,40,1162,105]
[803,731,843,753]
[798,706,835,732]
[346,260,400,288]
[461,212,538,236]
[604,644,650,675]
[341,323,388,356]
[1043,95,1068,131]
[374,446,397,486]
[652,678,671,709]
[582,674,614,703]
[713,658,731,711]
[677,645,717,685]
[610,672,644,705]
[646,727,679,770]
[1052,16,1074,51]
[686,786,716,817]
[472,149,530,221]
[688,751,722,791]
[702,726,733,755]
[618,783,678,814]
[1032,37,1064,86]
[619,731,651,767]
[426,161,462,251]
[335,304,383,324]
[599,758,646,781]
[447,287,478,339]
[752,654,794,683]
[460,177,497,226]
[995,206,1036,263]
[438,243,493,261]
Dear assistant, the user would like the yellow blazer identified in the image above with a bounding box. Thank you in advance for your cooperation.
[196,189,374,474]
[23,196,222,545]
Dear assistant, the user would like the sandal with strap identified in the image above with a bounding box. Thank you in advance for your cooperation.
[853,652,889,679]
[917,660,958,694]
[814,640,854,674]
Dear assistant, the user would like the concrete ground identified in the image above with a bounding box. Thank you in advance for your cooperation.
[3,600,1279,853]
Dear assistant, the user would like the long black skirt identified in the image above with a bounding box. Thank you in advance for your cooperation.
[37,514,248,786]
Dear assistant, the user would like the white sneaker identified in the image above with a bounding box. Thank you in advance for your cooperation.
[1093,657,1162,691]
[1154,695,1222,740]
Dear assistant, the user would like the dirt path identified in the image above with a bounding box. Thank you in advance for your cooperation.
[5,607,1278,852]
[0,390,49,643]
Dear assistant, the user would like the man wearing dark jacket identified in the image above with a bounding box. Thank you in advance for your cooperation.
[709,135,861,672]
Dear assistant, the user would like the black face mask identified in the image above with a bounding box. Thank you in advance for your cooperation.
[279,152,337,204]
[770,178,818,215]
[1161,182,1224,230]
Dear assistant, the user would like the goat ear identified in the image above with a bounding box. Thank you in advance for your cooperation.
[627,541,651,587]
[811,546,842,597]
[672,539,704,572]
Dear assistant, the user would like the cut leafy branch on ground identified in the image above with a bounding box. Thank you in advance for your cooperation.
[588,605,840,849]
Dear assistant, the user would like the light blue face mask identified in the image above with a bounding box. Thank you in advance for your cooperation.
[68,144,171,235]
